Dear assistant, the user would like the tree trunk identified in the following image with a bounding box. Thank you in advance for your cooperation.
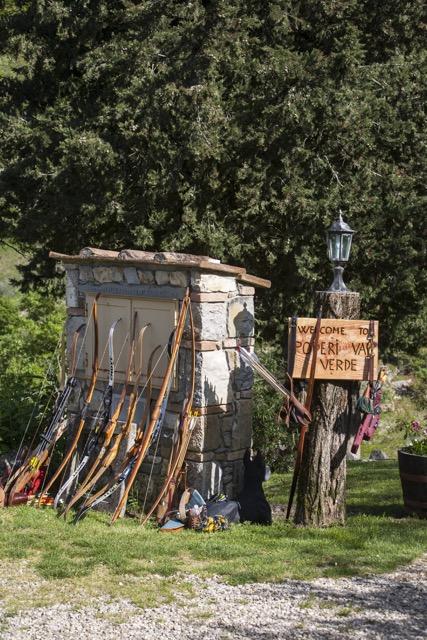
[294,291,360,527]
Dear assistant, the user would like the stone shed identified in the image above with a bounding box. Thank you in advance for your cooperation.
[50,247,271,509]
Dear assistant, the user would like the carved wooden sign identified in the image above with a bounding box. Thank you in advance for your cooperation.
[288,318,379,381]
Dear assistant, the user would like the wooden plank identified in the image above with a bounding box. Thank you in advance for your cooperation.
[49,252,207,269]
[80,247,120,258]
[50,251,246,276]
[238,273,271,289]
[49,251,82,261]
[289,317,379,381]
[199,260,245,276]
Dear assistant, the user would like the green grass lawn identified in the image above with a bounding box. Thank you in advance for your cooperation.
[0,461,425,612]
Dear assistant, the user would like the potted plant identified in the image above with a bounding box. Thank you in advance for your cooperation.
[398,419,427,518]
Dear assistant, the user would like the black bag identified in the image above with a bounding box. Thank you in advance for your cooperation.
[206,499,240,524]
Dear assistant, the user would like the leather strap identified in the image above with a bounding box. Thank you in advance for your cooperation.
[367,320,375,384]
[285,311,322,520]
[279,316,299,428]
[287,316,298,378]
[305,313,322,412]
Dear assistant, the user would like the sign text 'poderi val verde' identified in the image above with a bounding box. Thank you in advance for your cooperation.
[288,318,379,381]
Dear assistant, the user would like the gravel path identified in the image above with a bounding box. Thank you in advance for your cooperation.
[1,557,425,639]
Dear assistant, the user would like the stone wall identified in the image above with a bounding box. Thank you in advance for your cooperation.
[57,250,265,511]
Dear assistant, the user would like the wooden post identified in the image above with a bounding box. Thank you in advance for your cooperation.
[294,291,360,527]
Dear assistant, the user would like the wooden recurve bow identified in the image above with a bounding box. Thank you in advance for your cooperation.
[61,314,140,516]
[53,318,122,509]
[110,291,190,524]
[62,321,150,517]
[237,345,312,424]
[4,322,86,506]
[153,411,199,525]
[73,344,161,522]
[141,300,196,526]
[37,294,100,502]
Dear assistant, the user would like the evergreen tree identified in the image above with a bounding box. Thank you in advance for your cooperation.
[0,0,425,354]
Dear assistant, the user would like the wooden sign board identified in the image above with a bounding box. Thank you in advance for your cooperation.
[288,318,379,381]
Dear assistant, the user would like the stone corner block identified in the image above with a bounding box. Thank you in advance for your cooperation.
[237,284,256,296]
[188,414,227,453]
[194,350,233,406]
[227,351,254,392]
[191,272,237,294]
[192,301,227,341]
[65,268,79,307]
[227,296,255,338]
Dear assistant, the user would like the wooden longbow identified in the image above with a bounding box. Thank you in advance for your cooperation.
[140,300,196,526]
[110,291,190,524]
[53,318,123,509]
[72,344,162,522]
[62,321,150,517]
[60,314,140,516]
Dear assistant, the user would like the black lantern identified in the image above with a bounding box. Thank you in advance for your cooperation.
[326,211,355,292]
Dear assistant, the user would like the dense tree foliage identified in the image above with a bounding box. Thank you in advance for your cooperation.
[0,0,426,354]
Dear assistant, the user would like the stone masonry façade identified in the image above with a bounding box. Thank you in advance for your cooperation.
[53,248,270,512]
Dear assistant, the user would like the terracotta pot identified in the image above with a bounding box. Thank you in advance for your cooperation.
[398,448,427,518]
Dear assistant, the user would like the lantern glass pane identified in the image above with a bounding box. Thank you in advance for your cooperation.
[341,233,352,261]
[328,233,341,261]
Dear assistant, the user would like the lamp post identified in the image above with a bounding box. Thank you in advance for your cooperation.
[326,211,355,292]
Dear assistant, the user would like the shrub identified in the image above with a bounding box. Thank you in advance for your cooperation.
[0,292,64,452]
[251,343,297,472]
